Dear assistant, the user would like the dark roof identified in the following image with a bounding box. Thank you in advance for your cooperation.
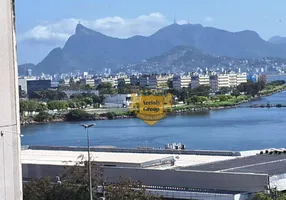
[178,154,286,175]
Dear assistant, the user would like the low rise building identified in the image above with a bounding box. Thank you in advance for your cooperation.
[148,75,157,89]
[130,75,139,86]
[210,74,230,92]
[80,78,95,87]
[172,75,191,90]
[156,74,173,89]
[27,79,51,97]
[139,75,149,88]
[191,75,210,89]
[94,77,118,88]
[63,90,99,98]
[103,94,133,108]
[236,73,247,86]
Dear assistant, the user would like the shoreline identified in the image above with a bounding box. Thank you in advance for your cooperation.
[21,86,286,126]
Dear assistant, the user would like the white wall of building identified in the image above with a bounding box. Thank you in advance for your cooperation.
[0,0,23,199]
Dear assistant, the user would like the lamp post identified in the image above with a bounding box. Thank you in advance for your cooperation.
[80,123,95,200]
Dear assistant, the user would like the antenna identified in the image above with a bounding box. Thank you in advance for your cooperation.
[173,12,177,24]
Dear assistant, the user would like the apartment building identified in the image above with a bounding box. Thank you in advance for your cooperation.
[130,75,139,86]
[191,75,210,89]
[236,73,247,85]
[139,75,149,87]
[80,78,95,87]
[229,73,237,87]
[156,74,173,88]
[148,75,158,89]
[117,77,131,87]
[210,74,230,92]
[172,75,191,90]
[94,76,118,88]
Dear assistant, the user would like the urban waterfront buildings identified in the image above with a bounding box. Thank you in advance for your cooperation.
[0,0,23,199]
[18,71,249,95]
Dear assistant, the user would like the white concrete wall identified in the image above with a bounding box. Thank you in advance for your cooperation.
[0,0,23,199]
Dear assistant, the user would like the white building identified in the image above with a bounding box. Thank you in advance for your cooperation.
[94,77,118,88]
[103,94,134,108]
[0,1,23,199]
[62,90,99,98]
[236,73,247,86]
[80,78,95,87]
[18,76,36,92]
[191,75,210,89]
[210,74,230,92]
[156,74,173,88]
[172,75,191,90]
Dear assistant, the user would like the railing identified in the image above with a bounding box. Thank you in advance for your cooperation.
[24,145,241,156]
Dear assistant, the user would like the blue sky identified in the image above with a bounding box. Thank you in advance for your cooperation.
[16,0,286,64]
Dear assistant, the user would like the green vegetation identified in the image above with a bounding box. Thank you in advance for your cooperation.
[30,90,67,100]
[65,110,92,121]
[23,161,162,200]
[251,192,286,200]
[20,100,48,114]
[96,82,117,94]
[20,79,286,124]
[34,111,50,122]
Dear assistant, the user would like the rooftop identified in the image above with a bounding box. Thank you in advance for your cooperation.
[21,149,238,169]
[178,153,286,175]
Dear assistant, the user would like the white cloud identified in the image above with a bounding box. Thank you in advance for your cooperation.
[177,20,188,25]
[18,13,170,43]
[204,17,214,22]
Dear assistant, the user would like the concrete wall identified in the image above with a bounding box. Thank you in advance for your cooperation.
[0,0,23,199]
[104,168,268,193]
[26,146,241,156]
[22,164,268,193]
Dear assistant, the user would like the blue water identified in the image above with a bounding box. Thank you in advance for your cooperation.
[21,90,286,151]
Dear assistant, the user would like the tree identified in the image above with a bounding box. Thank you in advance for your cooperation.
[219,87,230,94]
[23,160,162,200]
[36,103,48,112]
[92,95,105,104]
[118,84,132,94]
[187,95,208,105]
[83,97,93,105]
[105,177,162,200]
[20,100,42,113]
[34,111,50,122]
[19,89,27,98]
[97,83,117,95]
[47,101,68,110]
[251,193,272,200]
[30,90,67,101]
[190,85,211,97]
[231,89,240,98]
[167,78,173,89]
[65,110,92,121]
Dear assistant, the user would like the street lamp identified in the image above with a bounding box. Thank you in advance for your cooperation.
[80,123,95,200]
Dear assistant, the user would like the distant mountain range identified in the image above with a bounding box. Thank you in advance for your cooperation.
[268,36,286,44]
[19,23,286,75]
[119,46,286,74]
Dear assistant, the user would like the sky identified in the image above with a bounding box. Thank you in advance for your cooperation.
[15,0,286,64]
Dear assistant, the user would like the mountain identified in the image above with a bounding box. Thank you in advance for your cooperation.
[121,46,227,73]
[18,63,36,76]
[269,36,286,44]
[34,23,286,74]
[120,46,286,74]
